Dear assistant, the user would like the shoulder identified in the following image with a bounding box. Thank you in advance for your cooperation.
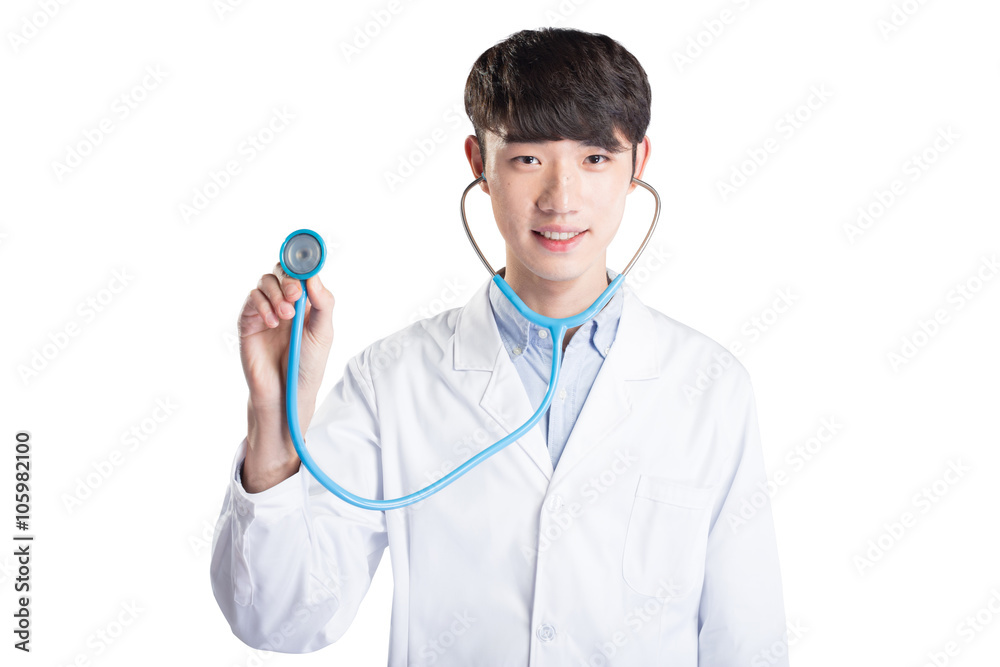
[351,303,464,383]
[634,290,754,403]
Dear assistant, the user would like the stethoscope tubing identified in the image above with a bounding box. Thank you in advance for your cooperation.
[286,278,575,510]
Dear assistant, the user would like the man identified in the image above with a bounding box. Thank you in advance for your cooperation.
[211,27,789,665]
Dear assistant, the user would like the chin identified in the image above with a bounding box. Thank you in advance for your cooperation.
[526,260,587,283]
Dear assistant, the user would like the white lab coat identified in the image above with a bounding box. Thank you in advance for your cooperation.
[210,274,790,666]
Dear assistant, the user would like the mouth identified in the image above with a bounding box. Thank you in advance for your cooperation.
[533,229,585,240]
[532,229,587,252]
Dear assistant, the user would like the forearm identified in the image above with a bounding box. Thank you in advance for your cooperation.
[210,451,341,652]
[211,435,388,653]
[243,394,311,493]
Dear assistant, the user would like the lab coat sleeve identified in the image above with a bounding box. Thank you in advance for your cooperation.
[210,351,389,653]
[697,367,789,666]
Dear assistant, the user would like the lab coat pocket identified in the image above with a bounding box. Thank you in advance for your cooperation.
[621,474,714,599]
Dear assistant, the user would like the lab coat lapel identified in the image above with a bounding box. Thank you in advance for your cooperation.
[453,277,554,483]
[452,277,660,487]
[479,347,555,481]
[549,283,660,488]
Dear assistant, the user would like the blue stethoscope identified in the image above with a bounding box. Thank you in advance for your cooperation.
[280,173,660,510]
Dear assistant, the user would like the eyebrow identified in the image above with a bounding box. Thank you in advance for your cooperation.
[501,140,623,151]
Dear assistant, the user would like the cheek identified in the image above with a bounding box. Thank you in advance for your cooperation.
[593,193,627,225]
[488,199,520,244]
[492,195,527,230]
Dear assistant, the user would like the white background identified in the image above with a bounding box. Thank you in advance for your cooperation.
[2,0,999,665]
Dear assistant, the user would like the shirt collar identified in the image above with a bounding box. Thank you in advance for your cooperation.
[488,267,624,359]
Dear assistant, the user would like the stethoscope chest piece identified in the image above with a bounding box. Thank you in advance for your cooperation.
[280,229,326,280]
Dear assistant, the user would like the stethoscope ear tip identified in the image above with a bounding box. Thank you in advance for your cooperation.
[280,229,326,280]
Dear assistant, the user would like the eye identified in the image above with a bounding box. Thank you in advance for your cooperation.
[514,156,539,165]
[587,155,610,164]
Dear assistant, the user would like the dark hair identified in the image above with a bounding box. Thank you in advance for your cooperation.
[464,27,651,176]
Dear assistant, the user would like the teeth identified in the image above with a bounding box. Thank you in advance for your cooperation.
[539,230,582,240]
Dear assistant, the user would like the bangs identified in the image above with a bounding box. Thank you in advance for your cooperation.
[465,28,651,165]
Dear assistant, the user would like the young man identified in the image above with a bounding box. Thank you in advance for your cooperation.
[211,27,789,665]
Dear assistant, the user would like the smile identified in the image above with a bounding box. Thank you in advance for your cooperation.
[535,230,584,240]
[532,229,587,252]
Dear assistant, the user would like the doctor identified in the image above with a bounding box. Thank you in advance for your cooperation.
[211,27,790,666]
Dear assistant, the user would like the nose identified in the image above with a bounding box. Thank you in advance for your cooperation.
[536,166,580,215]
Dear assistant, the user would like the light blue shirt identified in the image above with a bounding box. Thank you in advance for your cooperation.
[488,267,623,469]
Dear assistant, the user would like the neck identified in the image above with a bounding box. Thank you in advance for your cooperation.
[499,260,611,320]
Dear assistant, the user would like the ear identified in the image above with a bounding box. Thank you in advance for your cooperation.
[627,135,652,194]
[464,135,490,194]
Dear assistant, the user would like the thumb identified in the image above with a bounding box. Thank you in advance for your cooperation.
[302,274,335,344]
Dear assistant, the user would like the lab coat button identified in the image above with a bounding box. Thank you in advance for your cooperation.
[536,623,556,642]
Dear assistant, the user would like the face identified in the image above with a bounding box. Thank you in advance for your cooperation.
[466,128,650,287]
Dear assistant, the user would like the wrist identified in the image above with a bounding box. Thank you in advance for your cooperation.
[241,455,300,493]
[244,399,300,489]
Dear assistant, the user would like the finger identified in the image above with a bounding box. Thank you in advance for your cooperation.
[246,288,280,329]
[303,274,335,341]
[304,274,334,312]
[274,262,303,304]
[260,272,296,320]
